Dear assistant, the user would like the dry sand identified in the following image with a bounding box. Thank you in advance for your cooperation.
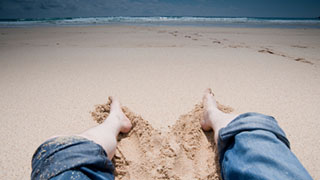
[91,97,232,180]
[0,25,320,179]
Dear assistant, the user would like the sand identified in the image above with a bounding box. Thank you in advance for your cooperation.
[91,97,232,179]
[0,25,320,179]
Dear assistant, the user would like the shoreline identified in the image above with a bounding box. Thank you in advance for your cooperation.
[1,16,320,29]
[1,23,320,29]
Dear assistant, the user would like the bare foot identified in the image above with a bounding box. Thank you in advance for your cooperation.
[201,89,237,143]
[78,97,132,159]
[201,89,217,131]
[108,96,132,133]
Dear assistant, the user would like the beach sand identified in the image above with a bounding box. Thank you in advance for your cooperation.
[0,25,319,179]
[91,96,232,179]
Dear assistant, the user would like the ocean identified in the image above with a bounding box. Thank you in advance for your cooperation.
[0,16,319,28]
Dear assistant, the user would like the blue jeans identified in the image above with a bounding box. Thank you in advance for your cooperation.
[31,113,313,180]
[31,136,114,180]
[218,112,313,180]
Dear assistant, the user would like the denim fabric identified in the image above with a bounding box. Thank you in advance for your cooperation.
[218,112,313,180]
[31,136,114,180]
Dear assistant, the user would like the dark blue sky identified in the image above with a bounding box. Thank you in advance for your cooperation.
[0,0,319,19]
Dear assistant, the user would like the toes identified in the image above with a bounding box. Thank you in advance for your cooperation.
[203,88,214,100]
[204,88,214,96]
[203,88,216,107]
[204,88,211,95]
[202,94,207,106]
[208,89,219,106]
[110,96,121,111]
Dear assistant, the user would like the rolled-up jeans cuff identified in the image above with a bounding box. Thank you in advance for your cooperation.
[31,136,114,179]
[217,112,290,163]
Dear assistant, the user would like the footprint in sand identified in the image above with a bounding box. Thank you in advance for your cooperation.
[184,35,198,41]
[291,45,308,49]
[193,33,203,37]
[258,48,275,54]
[169,31,179,37]
[258,48,314,65]
[294,58,313,65]
[212,40,221,44]
[91,98,233,180]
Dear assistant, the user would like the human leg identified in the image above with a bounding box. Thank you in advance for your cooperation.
[200,88,237,144]
[201,89,312,180]
[31,97,132,180]
[78,97,132,159]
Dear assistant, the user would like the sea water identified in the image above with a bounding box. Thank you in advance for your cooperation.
[0,16,319,28]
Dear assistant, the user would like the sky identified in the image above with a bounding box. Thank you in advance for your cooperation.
[0,0,319,19]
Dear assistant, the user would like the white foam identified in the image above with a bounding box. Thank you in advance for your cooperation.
[0,17,319,27]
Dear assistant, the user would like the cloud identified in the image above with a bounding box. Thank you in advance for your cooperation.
[0,0,212,18]
[0,0,319,19]
[40,2,63,10]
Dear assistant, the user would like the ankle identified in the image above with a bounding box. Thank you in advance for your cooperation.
[209,111,235,133]
[102,116,122,135]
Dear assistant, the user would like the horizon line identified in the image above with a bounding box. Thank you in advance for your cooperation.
[1,15,319,21]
